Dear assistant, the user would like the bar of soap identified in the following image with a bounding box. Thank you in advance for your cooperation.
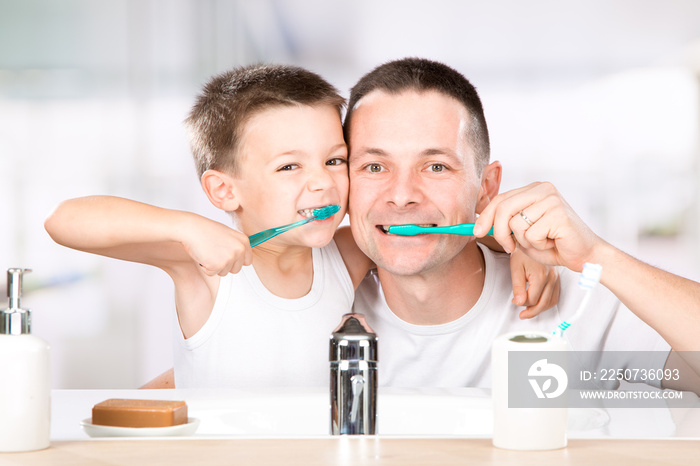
[92,399,188,428]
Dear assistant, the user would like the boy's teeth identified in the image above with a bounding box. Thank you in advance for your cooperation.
[298,209,314,218]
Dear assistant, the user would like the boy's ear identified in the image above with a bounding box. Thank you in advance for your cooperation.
[475,161,502,214]
[201,170,240,212]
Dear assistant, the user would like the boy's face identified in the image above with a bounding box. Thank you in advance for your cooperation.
[231,103,348,248]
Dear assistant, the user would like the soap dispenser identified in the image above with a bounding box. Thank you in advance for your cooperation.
[0,268,51,452]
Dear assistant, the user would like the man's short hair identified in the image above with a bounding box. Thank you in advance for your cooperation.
[345,57,490,175]
[185,64,346,178]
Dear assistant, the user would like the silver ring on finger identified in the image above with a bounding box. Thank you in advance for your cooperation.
[519,210,534,227]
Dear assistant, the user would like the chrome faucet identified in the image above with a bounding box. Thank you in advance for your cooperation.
[330,313,378,435]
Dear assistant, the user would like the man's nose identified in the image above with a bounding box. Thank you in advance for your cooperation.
[386,170,423,208]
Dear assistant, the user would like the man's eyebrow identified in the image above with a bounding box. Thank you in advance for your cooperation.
[351,147,388,158]
[418,148,464,165]
[350,147,461,163]
[420,148,457,158]
[364,148,388,156]
[354,147,456,157]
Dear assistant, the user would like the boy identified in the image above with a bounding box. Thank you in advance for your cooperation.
[45,64,558,388]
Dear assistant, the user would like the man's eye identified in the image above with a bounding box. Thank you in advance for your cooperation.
[367,163,383,173]
[430,164,445,173]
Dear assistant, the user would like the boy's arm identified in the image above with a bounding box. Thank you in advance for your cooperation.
[45,196,185,266]
[140,368,175,389]
[509,245,560,319]
[334,226,375,289]
[44,196,251,275]
[478,236,561,318]
[45,195,253,338]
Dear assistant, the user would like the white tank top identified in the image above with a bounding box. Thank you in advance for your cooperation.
[352,243,670,389]
[173,240,354,388]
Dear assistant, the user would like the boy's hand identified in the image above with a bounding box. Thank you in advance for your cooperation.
[510,245,560,319]
[183,217,253,276]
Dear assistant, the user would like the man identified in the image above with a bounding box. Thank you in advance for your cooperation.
[346,57,700,392]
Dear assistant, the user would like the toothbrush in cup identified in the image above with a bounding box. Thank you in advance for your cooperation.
[554,263,603,338]
[248,204,340,247]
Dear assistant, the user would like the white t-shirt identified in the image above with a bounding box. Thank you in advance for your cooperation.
[352,243,671,388]
[174,240,353,388]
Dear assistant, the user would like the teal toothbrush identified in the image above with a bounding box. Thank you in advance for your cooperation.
[386,223,494,236]
[248,204,340,247]
[554,263,602,337]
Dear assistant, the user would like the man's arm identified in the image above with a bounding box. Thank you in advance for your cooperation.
[592,242,700,352]
[663,351,700,393]
[474,182,700,392]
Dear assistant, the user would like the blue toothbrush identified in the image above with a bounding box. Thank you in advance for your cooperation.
[386,223,494,236]
[248,204,340,247]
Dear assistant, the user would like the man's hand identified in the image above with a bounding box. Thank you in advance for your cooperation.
[474,182,601,273]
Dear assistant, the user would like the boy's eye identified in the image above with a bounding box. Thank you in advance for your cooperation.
[327,157,347,166]
[278,164,298,171]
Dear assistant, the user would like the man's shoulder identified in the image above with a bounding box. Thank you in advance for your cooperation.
[478,242,514,282]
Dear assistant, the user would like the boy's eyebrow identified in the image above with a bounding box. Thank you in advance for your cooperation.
[273,143,348,158]
[329,143,349,153]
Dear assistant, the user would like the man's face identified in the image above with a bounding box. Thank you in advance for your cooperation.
[348,89,484,276]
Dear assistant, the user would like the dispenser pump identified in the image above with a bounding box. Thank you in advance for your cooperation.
[0,267,51,453]
[1,268,32,335]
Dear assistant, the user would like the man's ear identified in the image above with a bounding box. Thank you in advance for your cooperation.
[201,169,240,212]
[475,161,502,214]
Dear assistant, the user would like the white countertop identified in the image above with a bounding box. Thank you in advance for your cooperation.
[50,386,700,441]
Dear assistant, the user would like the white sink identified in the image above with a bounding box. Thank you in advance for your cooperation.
[187,387,493,438]
[52,386,698,440]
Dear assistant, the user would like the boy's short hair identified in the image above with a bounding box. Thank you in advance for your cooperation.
[185,64,346,178]
[344,57,490,176]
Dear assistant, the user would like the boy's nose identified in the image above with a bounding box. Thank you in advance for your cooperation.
[307,166,335,191]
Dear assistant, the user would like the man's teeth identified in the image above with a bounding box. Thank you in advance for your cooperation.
[380,224,436,233]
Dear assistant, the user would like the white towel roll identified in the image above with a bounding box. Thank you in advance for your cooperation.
[492,330,568,450]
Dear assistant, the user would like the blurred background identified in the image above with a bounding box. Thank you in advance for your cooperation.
[2,0,700,388]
